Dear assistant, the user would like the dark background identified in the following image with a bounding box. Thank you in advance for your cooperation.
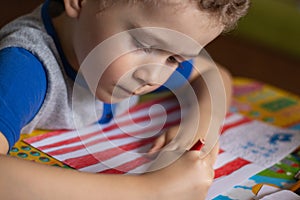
[1,0,300,95]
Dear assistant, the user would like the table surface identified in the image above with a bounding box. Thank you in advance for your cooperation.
[9,77,300,198]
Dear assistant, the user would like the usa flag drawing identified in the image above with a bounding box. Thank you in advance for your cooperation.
[24,96,300,198]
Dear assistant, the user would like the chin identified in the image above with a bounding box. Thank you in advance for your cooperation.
[95,94,129,104]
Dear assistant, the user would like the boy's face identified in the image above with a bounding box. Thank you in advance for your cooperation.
[71,0,223,103]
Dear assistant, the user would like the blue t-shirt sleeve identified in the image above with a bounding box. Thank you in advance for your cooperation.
[0,47,47,150]
[154,59,194,92]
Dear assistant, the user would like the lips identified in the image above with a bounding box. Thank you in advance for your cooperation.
[115,85,133,98]
[116,84,159,97]
[133,85,152,95]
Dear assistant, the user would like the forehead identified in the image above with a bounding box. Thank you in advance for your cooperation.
[83,0,224,59]
[125,1,222,40]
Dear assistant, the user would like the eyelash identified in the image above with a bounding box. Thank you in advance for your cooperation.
[167,56,179,65]
[133,38,153,53]
[133,37,180,65]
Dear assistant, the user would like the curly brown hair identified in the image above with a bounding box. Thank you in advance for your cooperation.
[51,0,250,31]
[197,0,250,31]
[97,0,250,30]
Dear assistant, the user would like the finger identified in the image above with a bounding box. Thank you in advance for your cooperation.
[165,127,178,144]
[148,134,166,154]
[203,141,219,166]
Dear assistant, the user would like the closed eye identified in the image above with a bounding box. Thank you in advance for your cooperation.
[131,35,182,66]
[165,56,180,68]
[132,37,154,53]
[167,55,184,67]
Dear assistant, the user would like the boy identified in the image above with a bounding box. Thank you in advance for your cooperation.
[0,0,249,199]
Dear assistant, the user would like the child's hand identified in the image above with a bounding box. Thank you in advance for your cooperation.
[144,142,219,200]
[148,126,179,155]
[148,125,200,155]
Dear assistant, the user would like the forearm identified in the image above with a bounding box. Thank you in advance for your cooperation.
[174,61,232,150]
[0,132,9,154]
[190,65,232,144]
[0,154,149,200]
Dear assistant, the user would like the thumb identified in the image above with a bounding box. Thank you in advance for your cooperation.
[201,141,219,166]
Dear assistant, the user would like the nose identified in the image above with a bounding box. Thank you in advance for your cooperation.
[133,67,158,85]
[132,64,173,94]
[133,63,174,85]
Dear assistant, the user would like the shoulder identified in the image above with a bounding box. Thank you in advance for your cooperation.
[0,47,44,72]
[0,47,47,98]
[0,47,47,91]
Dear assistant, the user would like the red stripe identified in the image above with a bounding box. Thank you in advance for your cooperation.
[119,95,176,117]
[24,130,69,143]
[103,104,180,132]
[37,104,181,151]
[225,112,234,118]
[219,149,225,154]
[99,156,151,174]
[47,119,181,156]
[214,158,251,178]
[190,140,203,151]
[24,97,171,143]
[98,168,125,174]
[64,137,156,169]
[220,118,252,134]
[25,96,177,145]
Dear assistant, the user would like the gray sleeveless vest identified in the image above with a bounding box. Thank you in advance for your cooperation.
[0,6,138,134]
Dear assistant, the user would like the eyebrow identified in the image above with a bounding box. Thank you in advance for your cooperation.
[180,52,200,58]
[131,27,200,58]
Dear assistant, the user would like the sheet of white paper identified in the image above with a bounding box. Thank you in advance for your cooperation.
[24,98,300,199]
[219,120,300,168]
[206,114,300,199]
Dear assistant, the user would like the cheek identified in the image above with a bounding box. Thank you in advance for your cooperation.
[97,59,130,92]
[94,56,138,102]
[101,54,138,84]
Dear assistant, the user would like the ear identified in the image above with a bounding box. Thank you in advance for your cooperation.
[63,0,84,18]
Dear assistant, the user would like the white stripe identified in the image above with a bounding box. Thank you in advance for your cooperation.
[223,113,245,125]
[114,99,179,122]
[40,110,181,153]
[42,118,172,154]
[127,161,153,174]
[30,124,101,147]
[51,136,143,161]
[79,145,152,172]
[214,152,238,169]
[34,101,179,147]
